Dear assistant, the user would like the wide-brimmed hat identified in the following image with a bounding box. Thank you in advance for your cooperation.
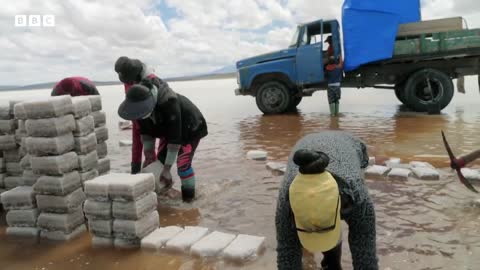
[118,84,156,120]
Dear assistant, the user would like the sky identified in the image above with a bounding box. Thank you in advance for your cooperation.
[0,0,479,85]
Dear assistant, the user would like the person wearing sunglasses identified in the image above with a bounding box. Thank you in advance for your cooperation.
[117,77,208,203]
[276,131,378,270]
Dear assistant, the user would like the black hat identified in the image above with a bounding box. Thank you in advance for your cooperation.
[118,84,156,120]
[114,56,144,84]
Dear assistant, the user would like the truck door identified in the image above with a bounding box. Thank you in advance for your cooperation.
[296,21,325,85]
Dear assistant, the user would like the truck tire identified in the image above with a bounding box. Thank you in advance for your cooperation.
[404,69,454,112]
[256,81,292,114]
[394,83,407,105]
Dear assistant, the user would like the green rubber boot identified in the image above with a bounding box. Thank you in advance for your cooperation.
[329,103,336,116]
[335,102,340,116]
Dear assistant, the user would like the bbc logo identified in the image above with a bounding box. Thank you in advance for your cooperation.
[15,15,55,27]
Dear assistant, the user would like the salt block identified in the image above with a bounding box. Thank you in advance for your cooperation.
[0,103,12,120]
[22,170,41,186]
[4,147,25,162]
[141,161,166,194]
[92,111,106,127]
[165,226,209,252]
[365,165,391,178]
[40,224,87,241]
[6,227,40,240]
[119,140,133,147]
[247,150,267,161]
[25,133,75,156]
[222,234,266,261]
[0,119,17,134]
[6,162,23,176]
[113,210,159,239]
[37,207,85,232]
[0,186,36,210]
[387,168,412,181]
[114,238,141,249]
[73,115,95,137]
[409,161,435,169]
[108,173,155,201]
[84,174,115,201]
[34,171,82,196]
[88,96,102,112]
[31,152,78,175]
[112,192,157,220]
[78,150,99,172]
[18,120,26,131]
[88,219,113,237]
[15,130,27,145]
[191,231,237,257]
[37,188,86,213]
[0,173,5,188]
[266,162,286,172]
[84,199,112,219]
[97,141,108,159]
[73,133,97,155]
[461,168,480,181]
[20,154,31,170]
[95,126,109,143]
[411,167,440,181]
[79,169,99,183]
[22,96,73,119]
[4,176,23,189]
[92,236,114,248]
[0,135,17,150]
[25,115,75,137]
[119,121,132,130]
[369,157,376,166]
[141,226,184,250]
[6,209,39,227]
[72,96,92,119]
[13,102,27,120]
[386,158,401,165]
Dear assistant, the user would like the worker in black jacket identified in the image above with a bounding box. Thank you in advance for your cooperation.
[118,77,208,202]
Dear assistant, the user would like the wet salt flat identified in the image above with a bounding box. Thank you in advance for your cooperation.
[1,77,480,269]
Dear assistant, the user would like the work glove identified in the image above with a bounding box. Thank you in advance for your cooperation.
[131,162,142,174]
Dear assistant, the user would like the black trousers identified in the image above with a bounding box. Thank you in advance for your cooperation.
[321,241,342,270]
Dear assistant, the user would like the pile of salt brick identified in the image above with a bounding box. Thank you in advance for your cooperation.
[365,157,440,181]
[84,173,159,249]
[90,98,110,176]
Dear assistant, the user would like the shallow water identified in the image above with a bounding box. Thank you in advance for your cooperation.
[1,77,480,269]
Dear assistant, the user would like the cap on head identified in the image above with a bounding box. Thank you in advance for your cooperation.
[114,56,144,84]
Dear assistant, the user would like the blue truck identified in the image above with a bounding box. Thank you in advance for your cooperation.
[235,18,480,114]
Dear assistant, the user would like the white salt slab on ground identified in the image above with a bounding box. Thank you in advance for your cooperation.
[84,174,115,201]
[191,231,237,257]
[88,96,102,112]
[25,115,75,137]
[247,150,267,161]
[114,238,141,249]
[40,224,87,241]
[1,186,36,210]
[95,126,109,143]
[6,162,23,176]
[386,158,401,164]
[72,96,92,119]
[84,199,112,219]
[119,140,132,147]
[0,135,17,150]
[409,161,435,169]
[369,157,376,166]
[88,219,113,237]
[37,188,86,213]
[165,226,209,252]
[412,167,440,180]
[20,154,31,170]
[222,234,266,262]
[118,121,132,130]
[113,210,159,239]
[34,171,82,196]
[22,170,41,186]
[73,115,95,137]
[31,152,78,175]
[25,133,75,156]
[6,227,40,240]
[112,192,157,220]
[78,150,99,172]
[365,165,391,178]
[141,226,184,250]
[4,147,25,163]
[92,111,106,127]
[37,206,85,232]
[97,141,108,159]
[461,168,480,181]
[4,176,23,189]
[384,161,411,169]
[79,169,99,184]
[387,168,412,181]
[108,173,155,201]
[0,119,17,134]
[98,158,111,175]
[92,236,114,248]
[6,209,39,227]
[266,162,286,172]
[22,96,73,119]
[74,133,97,155]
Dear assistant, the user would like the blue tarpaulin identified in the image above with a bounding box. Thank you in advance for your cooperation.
[342,0,421,71]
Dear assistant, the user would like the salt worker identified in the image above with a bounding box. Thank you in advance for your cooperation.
[117,77,208,203]
[276,131,378,270]
[51,77,99,96]
[114,56,159,174]
[324,36,343,117]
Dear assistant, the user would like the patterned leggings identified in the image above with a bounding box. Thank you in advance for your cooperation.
[157,139,200,181]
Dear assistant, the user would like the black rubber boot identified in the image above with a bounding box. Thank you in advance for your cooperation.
[181,186,195,203]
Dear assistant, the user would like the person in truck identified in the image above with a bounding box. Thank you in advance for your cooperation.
[51,77,100,96]
[117,76,208,203]
[324,36,343,117]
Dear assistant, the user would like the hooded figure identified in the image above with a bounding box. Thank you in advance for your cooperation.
[51,77,99,96]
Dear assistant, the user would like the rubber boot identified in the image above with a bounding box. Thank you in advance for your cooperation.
[334,102,340,116]
[181,186,195,203]
[329,103,336,116]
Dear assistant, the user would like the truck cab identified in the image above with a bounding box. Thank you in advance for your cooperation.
[235,20,342,114]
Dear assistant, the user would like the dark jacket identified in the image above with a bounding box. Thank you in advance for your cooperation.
[137,77,208,145]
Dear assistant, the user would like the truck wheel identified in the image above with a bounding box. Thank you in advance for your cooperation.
[404,69,454,112]
[256,81,292,114]
[394,83,407,104]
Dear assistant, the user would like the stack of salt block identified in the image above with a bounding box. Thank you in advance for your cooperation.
[84,173,158,249]
[19,96,87,241]
[89,96,110,175]
[1,186,40,239]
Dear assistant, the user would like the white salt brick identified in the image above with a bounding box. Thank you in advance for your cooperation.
[387,168,412,181]
[79,169,99,184]
[141,226,184,250]
[112,192,157,220]
[74,133,97,155]
[92,236,114,248]
[20,154,31,170]
[84,174,114,201]
[92,111,106,127]
[6,227,40,239]
[4,176,23,189]
[386,158,401,165]
[15,130,27,145]
[37,207,85,232]
[18,120,26,132]
[25,133,75,156]
[113,210,159,239]
[73,115,95,137]
[22,170,41,186]
[88,96,102,112]
[13,102,27,120]
[31,152,78,175]
[165,226,209,252]
[88,219,113,237]
[222,234,266,262]
[0,119,17,134]
[33,171,82,196]
[412,167,440,181]
[84,199,112,219]
[266,162,286,173]
[40,224,87,241]
[72,96,92,119]
[25,115,75,137]
[114,238,141,249]
[461,168,480,181]
[4,148,25,163]
[98,158,111,175]
[119,140,132,147]
[95,126,109,143]
[247,150,267,161]
[36,188,86,213]
[365,165,391,178]
[6,162,23,176]
[0,186,36,210]
[22,96,73,119]
[108,173,155,201]
[191,231,237,257]
[118,121,132,130]
[97,142,108,159]
[6,209,39,227]
[0,135,17,150]
[78,150,98,172]
[409,161,435,169]
[384,161,411,169]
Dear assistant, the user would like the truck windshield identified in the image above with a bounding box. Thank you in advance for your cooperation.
[289,27,300,48]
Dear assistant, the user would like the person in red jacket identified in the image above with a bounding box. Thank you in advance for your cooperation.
[115,56,160,174]
[51,77,99,96]
[324,36,344,117]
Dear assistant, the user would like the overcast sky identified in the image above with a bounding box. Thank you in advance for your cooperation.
[0,0,479,85]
